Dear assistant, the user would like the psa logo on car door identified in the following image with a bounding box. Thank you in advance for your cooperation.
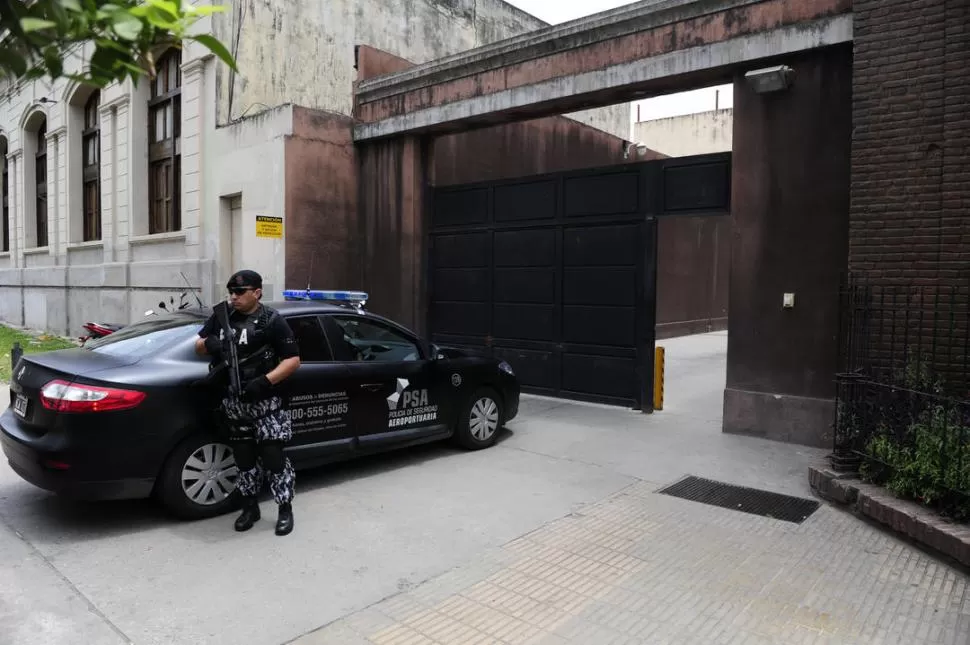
[387,378,439,428]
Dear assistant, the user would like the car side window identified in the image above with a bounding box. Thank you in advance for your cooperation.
[326,316,421,363]
[284,316,333,362]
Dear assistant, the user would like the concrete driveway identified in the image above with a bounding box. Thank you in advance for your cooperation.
[0,332,830,645]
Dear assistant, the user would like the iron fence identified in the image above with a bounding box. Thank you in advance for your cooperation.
[834,275,970,522]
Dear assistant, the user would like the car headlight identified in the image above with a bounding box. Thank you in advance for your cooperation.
[498,361,514,376]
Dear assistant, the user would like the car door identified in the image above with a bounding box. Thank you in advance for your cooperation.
[279,314,354,462]
[320,314,450,449]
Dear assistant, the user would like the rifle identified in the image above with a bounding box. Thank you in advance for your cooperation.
[213,300,242,398]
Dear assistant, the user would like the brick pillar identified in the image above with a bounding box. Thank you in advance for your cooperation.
[850,0,970,387]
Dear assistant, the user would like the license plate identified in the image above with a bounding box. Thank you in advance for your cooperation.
[13,394,28,419]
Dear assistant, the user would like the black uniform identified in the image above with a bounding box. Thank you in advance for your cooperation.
[199,301,299,508]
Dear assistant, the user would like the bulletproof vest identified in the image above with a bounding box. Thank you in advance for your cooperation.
[223,305,281,380]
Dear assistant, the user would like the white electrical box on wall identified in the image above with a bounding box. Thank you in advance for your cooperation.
[783,293,795,309]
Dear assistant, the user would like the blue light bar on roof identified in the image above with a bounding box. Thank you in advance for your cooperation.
[283,289,369,307]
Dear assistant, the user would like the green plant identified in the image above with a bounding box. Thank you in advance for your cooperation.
[860,405,970,522]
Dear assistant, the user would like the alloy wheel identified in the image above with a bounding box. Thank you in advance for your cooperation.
[180,443,238,506]
[469,397,500,441]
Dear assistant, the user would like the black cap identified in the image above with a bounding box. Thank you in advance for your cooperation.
[227,270,262,290]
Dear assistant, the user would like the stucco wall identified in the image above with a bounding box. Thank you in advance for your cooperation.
[203,105,291,302]
[633,108,733,157]
[213,0,629,139]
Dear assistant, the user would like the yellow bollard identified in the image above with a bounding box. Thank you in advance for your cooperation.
[653,346,665,411]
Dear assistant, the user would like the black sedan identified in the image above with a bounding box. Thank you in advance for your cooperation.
[1,300,519,519]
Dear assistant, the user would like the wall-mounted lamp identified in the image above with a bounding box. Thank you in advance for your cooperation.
[624,142,649,159]
[744,65,794,94]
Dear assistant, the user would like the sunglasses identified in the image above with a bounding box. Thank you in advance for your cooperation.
[228,287,256,296]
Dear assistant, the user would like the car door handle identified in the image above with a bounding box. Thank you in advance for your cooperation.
[360,383,384,391]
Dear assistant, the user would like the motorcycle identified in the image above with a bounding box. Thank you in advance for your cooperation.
[79,292,194,346]
[78,321,126,345]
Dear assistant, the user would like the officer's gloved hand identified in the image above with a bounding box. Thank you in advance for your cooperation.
[203,335,223,358]
[243,375,272,400]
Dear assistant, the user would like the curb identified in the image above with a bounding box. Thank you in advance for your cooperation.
[809,464,970,569]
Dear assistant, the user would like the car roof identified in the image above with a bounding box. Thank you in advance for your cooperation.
[171,301,414,334]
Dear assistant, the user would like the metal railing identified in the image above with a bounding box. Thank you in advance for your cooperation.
[834,275,970,522]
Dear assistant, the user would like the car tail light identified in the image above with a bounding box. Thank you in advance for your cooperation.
[40,380,146,413]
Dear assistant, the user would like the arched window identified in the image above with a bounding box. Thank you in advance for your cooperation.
[82,90,101,241]
[148,49,181,234]
[1,137,8,253]
[35,118,47,248]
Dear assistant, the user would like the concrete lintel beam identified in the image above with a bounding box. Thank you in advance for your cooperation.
[353,15,852,142]
[356,0,766,102]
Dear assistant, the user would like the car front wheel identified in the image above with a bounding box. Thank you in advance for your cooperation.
[156,433,240,520]
[453,387,503,450]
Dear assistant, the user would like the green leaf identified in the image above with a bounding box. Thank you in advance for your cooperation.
[94,38,131,54]
[146,0,180,20]
[90,43,122,76]
[0,49,28,77]
[43,46,63,78]
[190,34,236,71]
[146,7,178,31]
[111,12,144,40]
[61,0,83,12]
[20,18,59,33]
[185,6,227,17]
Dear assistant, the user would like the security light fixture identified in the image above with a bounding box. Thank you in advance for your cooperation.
[744,65,794,94]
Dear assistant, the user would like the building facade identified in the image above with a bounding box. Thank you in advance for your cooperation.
[0,0,630,337]
[632,108,733,158]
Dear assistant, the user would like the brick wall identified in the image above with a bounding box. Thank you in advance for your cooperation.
[851,0,970,283]
[849,0,970,388]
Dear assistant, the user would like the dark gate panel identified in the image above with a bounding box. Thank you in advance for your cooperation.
[429,153,730,408]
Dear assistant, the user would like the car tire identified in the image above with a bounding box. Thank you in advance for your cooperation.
[156,433,241,520]
[453,387,503,450]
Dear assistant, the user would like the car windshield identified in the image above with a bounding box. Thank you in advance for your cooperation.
[84,315,204,359]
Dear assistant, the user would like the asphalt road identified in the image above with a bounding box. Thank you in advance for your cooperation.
[0,332,829,645]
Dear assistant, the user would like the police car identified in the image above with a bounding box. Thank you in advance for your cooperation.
[1,290,519,519]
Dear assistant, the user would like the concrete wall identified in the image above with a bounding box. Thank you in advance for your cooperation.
[723,44,852,448]
[656,215,730,339]
[203,104,292,302]
[213,0,629,139]
[284,108,360,292]
[432,116,661,186]
[633,108,733,158]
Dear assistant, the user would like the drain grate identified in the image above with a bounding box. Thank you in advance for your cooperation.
[657,476,820,524]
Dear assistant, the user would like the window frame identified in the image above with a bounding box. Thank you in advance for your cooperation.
[283,314,335,363]
[82,91,101,242]
[1,142,8,253]
[147,49,182,235]
[34,121,48,248]
[322,314,426,364]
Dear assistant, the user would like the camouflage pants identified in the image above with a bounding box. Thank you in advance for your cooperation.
[221,395,295,505]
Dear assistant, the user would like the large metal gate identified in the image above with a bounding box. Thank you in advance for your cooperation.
[428,153,731,409]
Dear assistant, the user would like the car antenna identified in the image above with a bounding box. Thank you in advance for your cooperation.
[179,271,206,308]
[299,254,315,299]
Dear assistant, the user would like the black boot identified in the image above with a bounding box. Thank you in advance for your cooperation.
[234,496,261,532]
[275,502,294,536]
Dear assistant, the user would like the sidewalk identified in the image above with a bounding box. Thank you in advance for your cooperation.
[296,477,969,645]
[293,333,970,645]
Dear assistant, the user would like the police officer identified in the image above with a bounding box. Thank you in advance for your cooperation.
[195,270,301,536]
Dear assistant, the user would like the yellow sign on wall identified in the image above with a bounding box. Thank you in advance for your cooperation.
[256,216,283,238]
